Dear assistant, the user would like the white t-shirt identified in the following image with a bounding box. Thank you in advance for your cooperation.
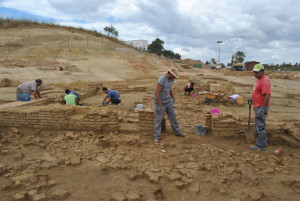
[18,81,38,94]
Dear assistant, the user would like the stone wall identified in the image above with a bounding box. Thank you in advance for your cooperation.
[205,112,255,138]
[112,83,148,93]
[0,106,118,132]
[138,109,166,134]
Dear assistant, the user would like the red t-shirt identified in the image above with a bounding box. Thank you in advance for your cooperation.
[252,75,271,108]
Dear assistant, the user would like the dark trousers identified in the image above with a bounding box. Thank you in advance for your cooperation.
[254,106,269,148]
[111,97,121,105]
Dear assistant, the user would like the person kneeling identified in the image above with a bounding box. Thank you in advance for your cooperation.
[183,82,195,95]
[102,87,121,106]
[63,92,79,106]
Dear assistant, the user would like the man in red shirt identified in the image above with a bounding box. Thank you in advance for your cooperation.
[250,64,271,151]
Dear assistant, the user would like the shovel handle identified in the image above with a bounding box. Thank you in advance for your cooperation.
[248,101,252,124]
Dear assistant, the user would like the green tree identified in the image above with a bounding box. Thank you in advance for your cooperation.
[148,38,164,56]
[174,53,181,59]
[162,50,181,59]
[235,51,246,62]
[104,25,118,37]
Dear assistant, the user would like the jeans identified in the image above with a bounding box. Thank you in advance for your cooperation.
[254,106,269,148]
[111,97,121,105]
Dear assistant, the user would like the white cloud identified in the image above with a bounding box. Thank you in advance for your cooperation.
[1,0,300,64]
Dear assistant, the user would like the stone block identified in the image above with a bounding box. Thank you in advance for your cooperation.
[127,192,140,201]
[210,84,220,92]
[110,192,126,201]
[167,173,182,181]
[51,189,70,199]
[12,193,26,201]
[28,190,38,200]
[70,156,81,165]
[32,193,46,201]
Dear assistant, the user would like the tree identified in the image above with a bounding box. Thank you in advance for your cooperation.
[148,38,164,56]
[174,53,181,59]
[104,25,118,37]
[235,51,246,62]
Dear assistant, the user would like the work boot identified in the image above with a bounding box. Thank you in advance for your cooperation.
[154,138,160,143]
[175,133,186,138]
[250,145,266,151]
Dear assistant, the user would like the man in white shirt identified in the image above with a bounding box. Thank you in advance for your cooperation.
[17,79,42,101]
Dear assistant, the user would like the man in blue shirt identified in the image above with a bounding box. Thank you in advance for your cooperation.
[102,87,121,105]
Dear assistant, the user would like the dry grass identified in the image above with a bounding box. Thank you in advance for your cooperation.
[0,18,137,51]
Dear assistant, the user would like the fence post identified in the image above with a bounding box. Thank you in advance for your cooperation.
[101,38,103,50]
[22,35,24,48]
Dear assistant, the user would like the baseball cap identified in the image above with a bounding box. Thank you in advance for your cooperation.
[253,64,264,72]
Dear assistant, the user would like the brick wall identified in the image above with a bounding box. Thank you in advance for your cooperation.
[205,113,255,138]
[0,106,118,132]
[138,109,166,134]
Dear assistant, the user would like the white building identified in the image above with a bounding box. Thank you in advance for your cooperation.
[123,40,148,50]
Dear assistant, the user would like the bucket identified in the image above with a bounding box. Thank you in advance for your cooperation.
[210,109,221,116]
[195,125,208,136]
[236,96,244,105]
[19,94,31,101]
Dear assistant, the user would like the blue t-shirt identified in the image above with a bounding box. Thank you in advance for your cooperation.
[70,91,80,101]
[107,90,120,99]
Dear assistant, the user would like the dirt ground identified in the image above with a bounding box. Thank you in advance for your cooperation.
[0,25,300,201]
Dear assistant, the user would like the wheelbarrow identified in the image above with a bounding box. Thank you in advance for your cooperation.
[204,93,228,106]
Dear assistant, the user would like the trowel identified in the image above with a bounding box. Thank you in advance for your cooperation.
[245,99,256,143]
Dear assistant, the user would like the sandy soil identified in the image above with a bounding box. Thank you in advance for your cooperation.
[0,25,299,201]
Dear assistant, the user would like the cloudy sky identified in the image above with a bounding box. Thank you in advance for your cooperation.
[1,0,300,65]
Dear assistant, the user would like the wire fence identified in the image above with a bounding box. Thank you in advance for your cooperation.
[0,33,139,53]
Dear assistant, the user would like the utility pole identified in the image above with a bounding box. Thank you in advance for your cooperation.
[217,41,223,68]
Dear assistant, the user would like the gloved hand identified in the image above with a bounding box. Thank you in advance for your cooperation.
[248,97,253,105]
[256,107,265,117]
[158,105,163,114]
[102,101,106,106]
[172,96,176,104]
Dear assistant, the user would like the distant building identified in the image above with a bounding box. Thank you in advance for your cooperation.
[123,40,148,51]
[244,61,260,71]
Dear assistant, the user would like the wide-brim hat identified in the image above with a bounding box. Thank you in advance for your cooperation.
[169,67,179,78]
[253,64,264,72]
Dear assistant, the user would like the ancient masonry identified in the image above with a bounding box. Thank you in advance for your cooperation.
[0,82,121,133]
[205,112,255,137]
[112,83,146,93]
[0,106,119,133]
[138,109,166,134]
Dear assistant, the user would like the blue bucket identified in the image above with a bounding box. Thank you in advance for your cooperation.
[19,94,31,101]
[195,125,208,136]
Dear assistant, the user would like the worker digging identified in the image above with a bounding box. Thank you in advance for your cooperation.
[102,87,121,106]
[183,82,196,95]
[16,79,43,101]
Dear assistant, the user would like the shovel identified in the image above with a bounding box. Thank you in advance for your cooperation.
[245,99,256,143]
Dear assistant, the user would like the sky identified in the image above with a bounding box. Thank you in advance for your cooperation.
[1,0,300,65]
